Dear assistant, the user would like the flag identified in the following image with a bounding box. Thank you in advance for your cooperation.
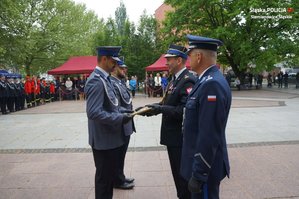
[207,95,216,102]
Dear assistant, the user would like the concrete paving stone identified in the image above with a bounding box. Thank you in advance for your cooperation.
[131,151,160,162]
[0,188,18,199]
[130,171,169,187]
[166,185,178,199]
[6,188,91,199]
[219,187,254,199]
[0,173,37,189]
[161,159,171,171]
[126,186,169,199]
[0,88,299,199]
[131,157,163,172]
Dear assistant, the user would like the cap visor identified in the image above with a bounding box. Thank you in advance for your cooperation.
[111,56,121,62]
[164,54,178,58]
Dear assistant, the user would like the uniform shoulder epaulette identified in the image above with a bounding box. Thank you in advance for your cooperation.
[184,75,189,79]
[205,75,213,81]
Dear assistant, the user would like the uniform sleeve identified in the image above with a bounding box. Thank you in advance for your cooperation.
[85,77,123,125]
[192,81,226,182]
[160,80,195,120]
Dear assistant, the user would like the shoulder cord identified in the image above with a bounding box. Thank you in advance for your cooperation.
[115,83,132,105]
[99,76,119,106]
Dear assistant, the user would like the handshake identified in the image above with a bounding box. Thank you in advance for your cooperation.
[133,103,163,117]
[121,103,164,124]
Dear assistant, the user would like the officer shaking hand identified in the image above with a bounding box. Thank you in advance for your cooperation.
[85,46,133,199]
[141,44,197,199]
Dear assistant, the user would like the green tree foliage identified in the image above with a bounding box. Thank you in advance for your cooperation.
[1,0,162,79]
[115,0,127,36]
[162,0,298,81]
[0,0,99,75]
[93,8,161,79]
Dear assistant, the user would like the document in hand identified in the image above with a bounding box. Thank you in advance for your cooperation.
[130,106,152,116]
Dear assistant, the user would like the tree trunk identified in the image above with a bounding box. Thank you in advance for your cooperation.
[25,64,30,76]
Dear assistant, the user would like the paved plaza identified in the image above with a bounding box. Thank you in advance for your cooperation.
[0,86,299,199]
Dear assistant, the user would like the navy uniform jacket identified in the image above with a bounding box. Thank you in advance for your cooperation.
[160,69,196,147]
[181,65,231,183]
[0,80,8,97]
[7,82,16,97]
[110,76,135,136]
[85,67,124,150]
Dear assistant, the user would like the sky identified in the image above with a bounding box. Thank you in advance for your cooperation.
[72,0,165,25]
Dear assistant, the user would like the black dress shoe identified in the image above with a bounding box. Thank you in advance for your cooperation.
[125,177,135,183]
[114,182,135,190]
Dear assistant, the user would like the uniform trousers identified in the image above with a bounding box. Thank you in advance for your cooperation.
[92,146,123,199]
[0,97,7,113]
[114,135,130,185]
[167,146,191,199]
[26,94,32,107]
[7,96,15,112]
[191,178,220,199]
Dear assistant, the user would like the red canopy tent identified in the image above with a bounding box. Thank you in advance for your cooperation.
[48,56,97,75]
[145,54,191,72]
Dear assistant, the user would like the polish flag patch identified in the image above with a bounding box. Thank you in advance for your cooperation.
[186,87,192,94]
[207,95,216,102]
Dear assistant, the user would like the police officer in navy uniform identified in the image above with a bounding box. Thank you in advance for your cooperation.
[0,74,8,114]
[7,77,16,113]
[181,35,232,199]
[110,60,135,189]
[144,44,196,199]
[85,46,133,199]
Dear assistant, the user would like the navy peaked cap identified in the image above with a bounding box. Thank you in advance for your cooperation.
[96,46,122,62]
[187,34,223,52]
[164,44,188,59]
[117,60,127,68]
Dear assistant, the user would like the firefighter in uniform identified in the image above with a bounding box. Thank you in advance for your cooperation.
[181,35,232,199]
[142,44,197,199]
[24,76,32,108]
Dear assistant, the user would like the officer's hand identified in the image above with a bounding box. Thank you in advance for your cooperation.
[134,106,144,112]
[188,175,203,193]
[147,104,161,112]
[120,108,134,114]
[122,113,133,124]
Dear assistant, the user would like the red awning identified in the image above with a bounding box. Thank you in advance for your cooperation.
[145,54,191,72]
[48,56,97,75]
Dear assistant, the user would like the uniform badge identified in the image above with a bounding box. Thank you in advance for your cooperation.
[207,95,216,102]
[206,75,213,81]
[186,86,192,94]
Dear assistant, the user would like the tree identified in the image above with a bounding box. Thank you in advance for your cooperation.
[0,0,99,75]
[162,0,298,82]
[115,0,127,36]
[93,9,161,79]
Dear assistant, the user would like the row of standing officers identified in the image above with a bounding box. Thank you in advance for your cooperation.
[0,75,55,115]
[85,34,231,199]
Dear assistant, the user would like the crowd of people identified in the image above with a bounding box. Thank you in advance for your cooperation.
[144,72,169,97]
[226,71,299,91]
[0,74,88,115]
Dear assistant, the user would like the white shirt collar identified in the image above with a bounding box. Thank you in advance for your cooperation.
[96,66,109,79]
[198,65,214,80]
[175,67,186,79]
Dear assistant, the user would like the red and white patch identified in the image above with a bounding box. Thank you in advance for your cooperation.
[207,95,216,102]
[186,87,192,94]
